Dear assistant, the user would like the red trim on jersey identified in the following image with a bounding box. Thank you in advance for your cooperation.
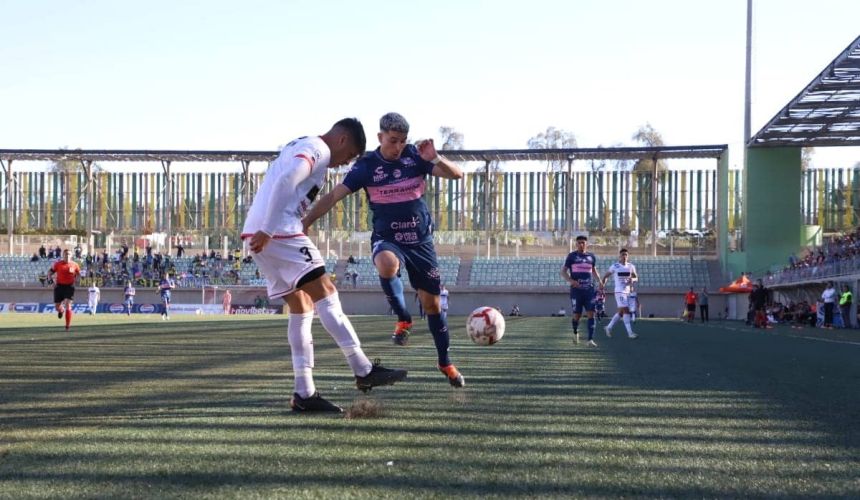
[294,154,314,174]
[240,232,305,240]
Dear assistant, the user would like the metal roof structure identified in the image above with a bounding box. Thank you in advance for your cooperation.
[0,144,726,165]
[750,35,860,147]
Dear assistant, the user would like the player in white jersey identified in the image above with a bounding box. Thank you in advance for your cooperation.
[242,118,406,413]
[87,284,100,315]
[601,248,639,339]
[628,287,640,322]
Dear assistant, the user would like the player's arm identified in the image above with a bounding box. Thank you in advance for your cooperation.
[600,270,613,287]
[417,139,463,180]
[560,265,577,287]
[630,267,639,283]
[302,183,353,233]
[250,156,314,253]
[593,266,604,289]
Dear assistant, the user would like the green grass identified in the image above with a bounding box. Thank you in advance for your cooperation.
[1,314,858,498]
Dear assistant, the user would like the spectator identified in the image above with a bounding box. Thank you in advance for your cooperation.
[74,244,82,259]
[839,284,853,328]
[175,243,184,258]
[38,244,47,259]
[347,255,356,264]
[684,287,698,322]
[510,304,521,316]
[821,281,837,329]
[30,253,40,262]
[750,280,769,328]
[222,289,232,315]
[698,288,709,323]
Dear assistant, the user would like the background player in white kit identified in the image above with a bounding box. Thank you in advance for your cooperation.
[243,117,407,413]
[87,283,100,315]
[601,248,639,339]
[628,286,640,322]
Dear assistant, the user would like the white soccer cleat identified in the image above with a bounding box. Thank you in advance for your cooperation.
[628,332,639,339]
[604,326,612,338]
[587,339,598,347]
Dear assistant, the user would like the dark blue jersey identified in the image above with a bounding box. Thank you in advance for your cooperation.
[563,251,597,289]
[158,278,175,296]
[342,145,435,246]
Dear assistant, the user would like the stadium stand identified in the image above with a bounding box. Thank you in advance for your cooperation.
[342,255,460,288]
[468,255,710,290]
[2,252,709,290]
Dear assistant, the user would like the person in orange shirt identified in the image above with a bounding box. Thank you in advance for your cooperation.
[684,287,698,323]
[47,249,81,331]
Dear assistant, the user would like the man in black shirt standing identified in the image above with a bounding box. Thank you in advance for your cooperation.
[750,279,769,328]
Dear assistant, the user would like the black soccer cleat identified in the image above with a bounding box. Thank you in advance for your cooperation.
[355,360,408,393]
[290,392,343,413]
[58,311,63,319]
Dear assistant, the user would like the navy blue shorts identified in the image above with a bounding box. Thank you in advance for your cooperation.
[372,239,441,295]
[569,287,596,314]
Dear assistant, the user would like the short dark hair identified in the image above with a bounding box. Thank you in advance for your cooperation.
[575,235,587,242]
[333,117,366,153]
[380,112,409,133]
[619,248,628,254]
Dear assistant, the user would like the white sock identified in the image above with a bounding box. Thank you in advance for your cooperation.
[288,311,316,398]
[623,314,634,335]
[607,313,620,330]
[314,293,372,376]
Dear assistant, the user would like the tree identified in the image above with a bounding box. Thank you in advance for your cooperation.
[631,124,668,236]
[438,126,464,150]
[801,147,815,170]
[527,126,577,172]
[631,123,668,173]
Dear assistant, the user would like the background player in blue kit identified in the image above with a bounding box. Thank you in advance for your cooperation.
[158,272,175,320]
[303,112,466,387]
[560,235,603,346]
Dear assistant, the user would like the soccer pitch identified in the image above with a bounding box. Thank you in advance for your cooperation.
[1,314,858,498]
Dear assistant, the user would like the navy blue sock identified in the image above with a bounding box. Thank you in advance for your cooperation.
[427,313,451,366]
[571,317,579,334]
[587,317,595,340]
[379,276,411,323]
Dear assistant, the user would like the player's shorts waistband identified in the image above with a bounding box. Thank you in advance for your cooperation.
[240,232,305,240]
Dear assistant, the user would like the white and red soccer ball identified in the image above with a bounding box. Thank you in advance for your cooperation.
[466,306,506,345]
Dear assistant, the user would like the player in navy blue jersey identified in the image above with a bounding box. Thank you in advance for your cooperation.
[560,235,604,346]
[303,112,466,387]
[157,272,175,320]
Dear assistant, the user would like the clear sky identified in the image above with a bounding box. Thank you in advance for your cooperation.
[1,0,858,168]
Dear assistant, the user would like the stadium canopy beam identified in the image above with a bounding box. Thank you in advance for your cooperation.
[161,160,172,256]
[1,158,13,254]
[80,160,94,254]
[0,145,727,164]
[750,35,860,148]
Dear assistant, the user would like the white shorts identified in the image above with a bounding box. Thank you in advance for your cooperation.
[251,235,325,300]
[614,292,630,308]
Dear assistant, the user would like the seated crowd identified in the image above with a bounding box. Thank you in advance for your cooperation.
[768,227,860,283]
[33,243,257,288]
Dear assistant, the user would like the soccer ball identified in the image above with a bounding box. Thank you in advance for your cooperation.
[466,306,506,345]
